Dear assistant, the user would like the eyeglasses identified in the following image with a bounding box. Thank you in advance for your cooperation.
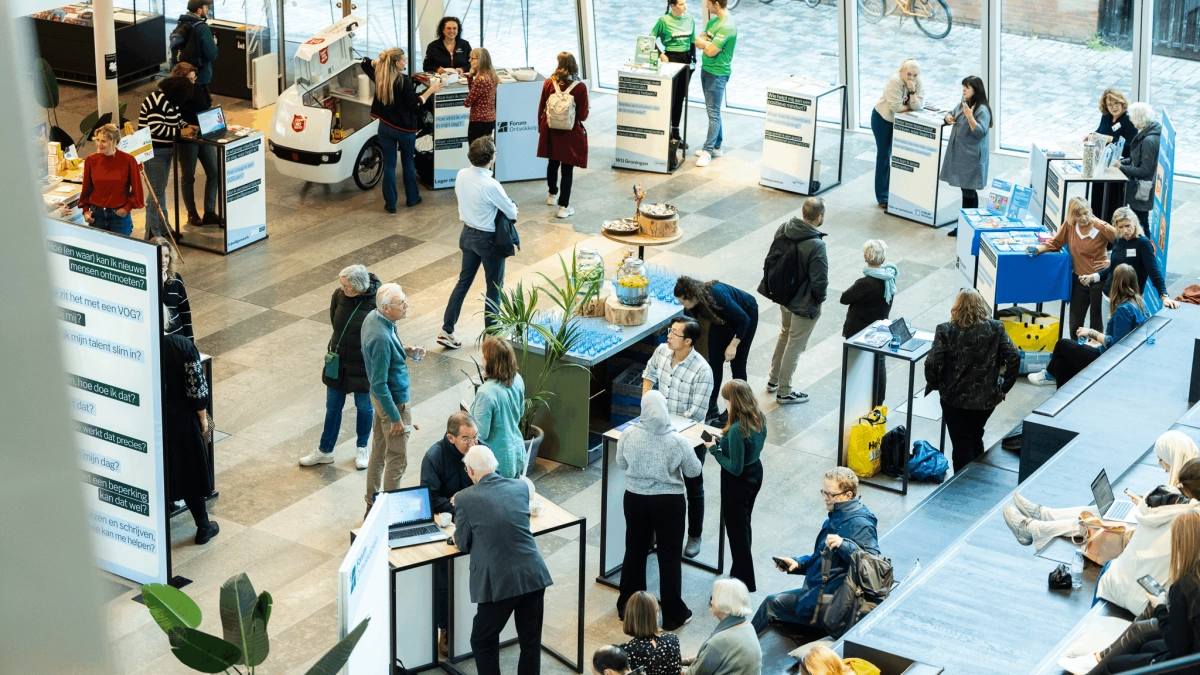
[820,489,850,499]
[458,435,479,444]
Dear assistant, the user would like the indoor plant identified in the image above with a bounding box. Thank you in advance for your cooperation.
[140,573,368,674]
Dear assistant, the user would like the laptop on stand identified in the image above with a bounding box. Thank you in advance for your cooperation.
[888,319,929,352]
[195,105,238,143]
[381,486,450,549]
[1091,469,1139,523]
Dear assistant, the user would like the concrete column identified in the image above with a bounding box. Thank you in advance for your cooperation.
[92,0,119,124]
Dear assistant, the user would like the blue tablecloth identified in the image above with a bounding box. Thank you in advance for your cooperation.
[979,231,1072,305]
[961,209,1043,255]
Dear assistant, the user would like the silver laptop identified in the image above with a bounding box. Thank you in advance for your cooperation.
[196,105,238,142]
[888,319,929,352]
[1091,469,1138,523]
[383,486,449,549]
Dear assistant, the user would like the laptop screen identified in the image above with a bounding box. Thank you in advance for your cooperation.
[196,106,226,136]
[388,487,432,527]
[1091,470,1115,515]
[889,319,912,343]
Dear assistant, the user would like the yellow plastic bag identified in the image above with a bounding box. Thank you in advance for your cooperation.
[845,658,882,675]
[998,309,1060,352]
[847,406,887,478]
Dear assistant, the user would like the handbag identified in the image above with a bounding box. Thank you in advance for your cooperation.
[847,406,887,478]
[879,425,906,478]
[324,299,365,380]
[1049,563,1073,590]
[1079,511,1134,565]
[1135,179,1153,202]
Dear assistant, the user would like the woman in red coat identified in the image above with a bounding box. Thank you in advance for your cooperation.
[538,52,588,219]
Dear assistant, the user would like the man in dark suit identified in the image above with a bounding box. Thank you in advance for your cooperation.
[453,445,553,675]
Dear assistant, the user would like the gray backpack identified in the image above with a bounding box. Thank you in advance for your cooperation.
[811,547,895,638]
[545,80,580,131]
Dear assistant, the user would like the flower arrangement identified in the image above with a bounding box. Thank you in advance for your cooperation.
[632,183,646,219]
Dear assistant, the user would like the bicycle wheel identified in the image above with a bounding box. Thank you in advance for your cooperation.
[914,0,952,39]
[727,0,740,7]
[859,0,885,23]
[804,0,822,8]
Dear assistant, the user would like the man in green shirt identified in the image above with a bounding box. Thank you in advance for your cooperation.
[651,0,696,143]
[694,0,736,167]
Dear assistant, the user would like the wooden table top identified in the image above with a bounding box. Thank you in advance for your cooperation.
[601,228,684,248]
[352,496,582,569]
[602,418,721,446]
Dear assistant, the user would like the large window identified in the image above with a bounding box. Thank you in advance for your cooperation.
[998,0,1132,151]
[1149,1,1200,177]
[484,0,582,73]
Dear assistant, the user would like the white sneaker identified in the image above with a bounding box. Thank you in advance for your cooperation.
[1027,370,1056,386]
[355,446,369,470]
[711,148,723,157]
[556,206,575,219]
[1058,653,1100,675]
[299,450,334,466]
[695,148,706,157]
[696,151,712,167]
[546,193,557,206]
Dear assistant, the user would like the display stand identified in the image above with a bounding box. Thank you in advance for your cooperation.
[598,421,725,587]
[613,62,688,174]
[759,78,845,196]
[415,80,470,190]
[953,209,1042,288]
[27,5,165,86]
[975,231,1072,314]
[886,111,956,227]
[1040,159,1125,230]
[493,72,548,183]
[172,131,268,255]
[837,325,943,496]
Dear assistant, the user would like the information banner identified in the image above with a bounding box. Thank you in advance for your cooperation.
[118,127,154,164]
[1145,110,1174,314]
[433,87,470,188]
[44,218,167,585]
[223,133,267,253]
[613,64,680,174]
[887,112,954,226]
[339,495,391,674]
[759,77,820,194]
[494,75,547,183]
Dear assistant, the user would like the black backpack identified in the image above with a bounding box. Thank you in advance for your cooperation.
[880,425,906,478]
[758,233,803,306]
[170,20,198,67]
[812,547,895,638]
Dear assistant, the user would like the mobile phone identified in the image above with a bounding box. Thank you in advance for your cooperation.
[1138,574,1165,596]
[772,556,792,571]
[701,430,713,442]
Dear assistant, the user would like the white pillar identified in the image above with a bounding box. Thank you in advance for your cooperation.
[92,0,119,124]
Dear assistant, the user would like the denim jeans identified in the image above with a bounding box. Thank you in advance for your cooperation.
[442,225,506,334]
[377,124,419,209]
[318,386,372,453]
[751,585,812,634]
[89,207,133,237]
[870,109,894,204]
[700,70,727,153]
[178,142,219,217]
[142,146,173,238]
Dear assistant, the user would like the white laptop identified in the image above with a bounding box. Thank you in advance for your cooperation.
[1091,469,1138,524]
[382,486,450,549]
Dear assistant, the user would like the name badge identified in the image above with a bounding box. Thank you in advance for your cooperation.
[1125,248,1136,258]
[1112,122,1121,132]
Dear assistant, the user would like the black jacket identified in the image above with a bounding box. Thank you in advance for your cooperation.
[767,217,828,318]
[420,438,472,517]
[422,37,472,73]
[925,319,1019,410]
[1096,111,1136,159]
[360,59,423,132]
[1099,235,1168,298]
[840,276,891,338]
[321,273,380,393]
[1121,121,1161,212]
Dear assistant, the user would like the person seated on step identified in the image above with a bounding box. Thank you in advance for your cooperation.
[593,644,635,675]
[1004,435,1200,614]
[801,644,881,675]
[1058,512,1200,674]
[750,468,879,637]
[683,579,762,675]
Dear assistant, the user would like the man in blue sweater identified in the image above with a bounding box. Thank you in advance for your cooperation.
[361,283,425,513]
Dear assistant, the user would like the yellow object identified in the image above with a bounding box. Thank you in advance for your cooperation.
[847,406,887,478]
[617,275,648,288]
[845,658,881,675]
[999,310,1060,352]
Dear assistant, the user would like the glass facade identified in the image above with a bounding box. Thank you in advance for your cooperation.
[484,0,582,72]
[1149,1,1200,177]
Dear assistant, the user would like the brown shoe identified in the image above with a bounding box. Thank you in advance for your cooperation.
[438,628,448,657]
[201,212,224,226]
[186,212,202,227]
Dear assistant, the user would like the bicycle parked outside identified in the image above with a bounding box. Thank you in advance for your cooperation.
[860,0,953,39]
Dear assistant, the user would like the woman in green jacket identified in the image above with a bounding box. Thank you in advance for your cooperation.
[651,0,696,145]
[703,379,766,591]
[471,337,527,478]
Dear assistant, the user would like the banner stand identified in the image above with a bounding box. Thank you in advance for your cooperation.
[886,111,957,228]
[759,78,846,196]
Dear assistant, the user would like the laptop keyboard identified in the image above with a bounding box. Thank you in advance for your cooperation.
[901,338,929,351]
[1108,501,1133,520]
[390,524,440,539]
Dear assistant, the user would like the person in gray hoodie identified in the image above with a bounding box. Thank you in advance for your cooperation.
[765,197,829,406]
[616,390,704,630]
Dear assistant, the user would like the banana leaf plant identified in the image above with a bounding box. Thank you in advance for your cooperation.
[141,573,369,674]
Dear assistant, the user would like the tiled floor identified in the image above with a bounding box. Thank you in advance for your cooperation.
[58,79,1200,674]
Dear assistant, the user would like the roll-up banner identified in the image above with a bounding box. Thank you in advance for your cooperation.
[434,88,470,188]
[1145,110,1174,314]
[760,78,818,194]
[44,218,168,585]
[614,63,681,173]
[223,133,267,253]
[339,495,391,673]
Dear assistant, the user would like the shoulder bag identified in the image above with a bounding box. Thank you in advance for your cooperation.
[1079,511,1134,565]
[324,299,365,380]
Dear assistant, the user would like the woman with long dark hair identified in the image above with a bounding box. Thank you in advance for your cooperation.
[941,75,992,237]
[673,276,758,425]
[537,52,589,219]
[422,16,472,74]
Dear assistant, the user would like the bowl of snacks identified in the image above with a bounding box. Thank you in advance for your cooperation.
[603,218,640,234]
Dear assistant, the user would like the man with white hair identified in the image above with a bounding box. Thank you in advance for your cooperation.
[360,283,425,515]
[452,445,552,675]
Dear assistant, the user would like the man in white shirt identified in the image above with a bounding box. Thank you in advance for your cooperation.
[439,137,518,349]
[642,316,714,558]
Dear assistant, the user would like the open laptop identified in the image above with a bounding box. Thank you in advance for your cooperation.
[888,319,929,352]
[196,106,238,142]
[382,486,450,549]
[1091,469,1139,523]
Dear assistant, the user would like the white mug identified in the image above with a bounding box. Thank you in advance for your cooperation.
[436,512,452,527]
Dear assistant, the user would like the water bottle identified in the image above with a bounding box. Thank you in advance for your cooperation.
[1072,548,1084,590]
[1147,324,1158,345]
[890,334,901,352]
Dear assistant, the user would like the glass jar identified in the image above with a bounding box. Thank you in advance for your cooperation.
[575,248,605,296]
[615,256,649,306]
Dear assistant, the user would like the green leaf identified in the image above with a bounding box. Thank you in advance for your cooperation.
[241,591,273,666]
[255,590,272,628]
[33,58,59,109]
[303,617,371,675]
[219,573,266,667]
[141,583,203,634]
[166,626,241,673]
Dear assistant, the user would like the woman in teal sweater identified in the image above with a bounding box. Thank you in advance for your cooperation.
[703,379,766,591]
[472,337,526,478]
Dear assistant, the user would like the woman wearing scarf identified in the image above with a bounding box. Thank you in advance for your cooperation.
[616,390,704,631]
[840,239,899,406]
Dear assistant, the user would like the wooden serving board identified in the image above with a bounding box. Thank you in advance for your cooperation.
[605,294,650,326]
[577,286,610,317]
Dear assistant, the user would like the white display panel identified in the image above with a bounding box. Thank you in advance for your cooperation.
[887,111,956,226]
[339,495,391,674]
[760,77,821,194]
[603,442,627,574]
[222,133,267,253]
[44,218,167,585]
[976,239,1000,313]
[394,564,434,668]
[434,88,470,188]
[452,553,516,656]
[494,75,547,183]
[613,63,681,174]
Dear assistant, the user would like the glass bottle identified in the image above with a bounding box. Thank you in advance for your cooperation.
[615,257,648,307]
[332,109,345,142]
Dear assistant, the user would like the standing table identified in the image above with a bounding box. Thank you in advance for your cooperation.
[953,209,1043,288]
[493,71,548,182]
[759,78,845,196]
[602,228,684,261]
[886,111,957,227]
[172,131,268,255]
[975,230,1072,324]
[614,62,689,174]
[1041,159,1126,230]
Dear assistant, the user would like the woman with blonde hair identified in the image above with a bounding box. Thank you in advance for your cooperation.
[1087,88,1136,221]
[702,379,766,591]
[870,58,924,207]
[924,288,1019,471]
[1029,264,1147,387]
[537,52,589,219]
[79,124,144,237]
[1029,196,1117,335]
[360,47,443,212]
[470,336,526,478]
[620,591,681,675]
[463,48,498,143]
[1098,206,1177,309]
[802,645,880,675]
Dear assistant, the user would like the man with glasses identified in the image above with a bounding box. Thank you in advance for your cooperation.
[750,467,879,635]
[642,316,714,558]
[421,411,479,655]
